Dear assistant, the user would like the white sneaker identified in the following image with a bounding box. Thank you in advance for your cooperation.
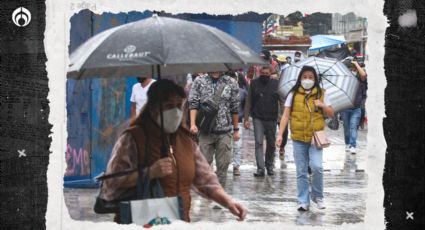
[350,147,356,154]
[345,145,350,152]
[313,198,326,209]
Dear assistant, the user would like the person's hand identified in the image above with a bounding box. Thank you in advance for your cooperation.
[351,60,360,70]
[243,120,250,129]
[190,124,199,134]
[227,201,247,221]
[233,131,240,142]
[148,157,173,179]
[276,136,282,148]
[313,99,325,108]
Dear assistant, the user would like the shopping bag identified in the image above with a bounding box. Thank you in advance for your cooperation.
[120,196,183,227]
[119,168,184,226]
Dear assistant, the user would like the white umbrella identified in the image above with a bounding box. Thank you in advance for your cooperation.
[278,56,360,113]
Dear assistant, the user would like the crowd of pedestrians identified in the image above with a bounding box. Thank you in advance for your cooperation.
[101,49,367,223]
[182,49,367,212]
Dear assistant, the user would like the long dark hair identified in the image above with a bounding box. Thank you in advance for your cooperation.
[130,79,187,126]
[290,66,323,107]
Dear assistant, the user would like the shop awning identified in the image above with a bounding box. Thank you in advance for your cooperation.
[309,35,346,51]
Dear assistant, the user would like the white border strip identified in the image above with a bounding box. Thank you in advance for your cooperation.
[46,0,387,229]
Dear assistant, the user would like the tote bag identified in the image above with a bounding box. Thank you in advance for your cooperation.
[119,169,184,226]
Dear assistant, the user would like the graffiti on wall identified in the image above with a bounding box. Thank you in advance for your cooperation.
[65,144,90,177]
[97,78,127,147]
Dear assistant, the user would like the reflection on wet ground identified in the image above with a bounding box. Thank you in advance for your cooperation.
[64,124,368,226]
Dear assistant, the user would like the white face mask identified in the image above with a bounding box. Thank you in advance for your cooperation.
[301,79,315,90]
[156,108,183,133]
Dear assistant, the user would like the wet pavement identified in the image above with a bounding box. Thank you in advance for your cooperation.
[64,122,368,226]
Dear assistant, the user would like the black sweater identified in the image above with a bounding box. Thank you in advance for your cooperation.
[244,78,280,121]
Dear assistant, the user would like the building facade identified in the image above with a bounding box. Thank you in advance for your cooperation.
[331,13,368,58]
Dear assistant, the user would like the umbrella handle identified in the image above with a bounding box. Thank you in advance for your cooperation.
[157,64,168,158]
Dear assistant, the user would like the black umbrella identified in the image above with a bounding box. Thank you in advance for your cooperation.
[68,14,266,157]
[317,44,351,61]
[68,14,266,79]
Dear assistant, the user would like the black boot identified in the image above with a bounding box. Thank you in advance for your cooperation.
[253,169,265,177]
[266,167,275,176]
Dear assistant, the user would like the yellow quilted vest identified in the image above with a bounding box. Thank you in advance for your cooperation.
[290,87,325,143]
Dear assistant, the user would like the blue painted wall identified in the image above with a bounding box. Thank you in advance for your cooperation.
[65,10,93,183]
[65,10,265,187]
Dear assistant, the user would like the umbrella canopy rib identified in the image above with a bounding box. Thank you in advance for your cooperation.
[320,60,339,77]
[277,56,359,112]
[313,58,322,79]
[155,16,166,67]
[321,76,355,101]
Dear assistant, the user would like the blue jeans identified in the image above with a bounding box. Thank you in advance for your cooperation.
[340,108,362,148]
[293,140,324,205]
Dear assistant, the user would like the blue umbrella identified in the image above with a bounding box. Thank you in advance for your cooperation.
[309,35,346,52]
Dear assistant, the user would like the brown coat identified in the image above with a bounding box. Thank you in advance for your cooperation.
[128,124,196,221]
[101,116,221,222]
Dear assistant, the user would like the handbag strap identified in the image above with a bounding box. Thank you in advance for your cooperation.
[95,168,138,181]
[305,90,324,128]
[305,93,315,129]
[211,78,226,103]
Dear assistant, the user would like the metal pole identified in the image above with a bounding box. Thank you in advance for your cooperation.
[157,65,168,158]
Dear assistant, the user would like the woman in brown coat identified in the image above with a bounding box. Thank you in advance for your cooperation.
[100,79,246,223]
